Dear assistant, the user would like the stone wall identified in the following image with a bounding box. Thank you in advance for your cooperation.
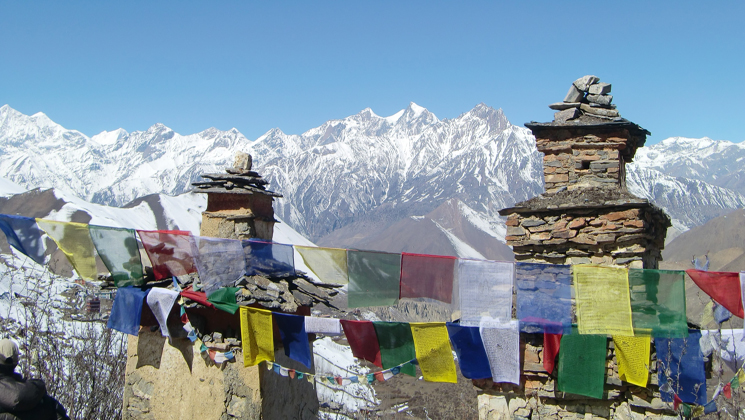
[504,204,669,269]
[200,194,276,241]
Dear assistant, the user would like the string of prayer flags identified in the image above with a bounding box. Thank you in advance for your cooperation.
[243,239,295,278]
[89,225,144,286]
[557,328,607,399]
[146,287,179,337]
[295,246,348,285]
[193,236,244,295]
[703,400,718,415]
[138,230,198,280]
[458,259,513,326]
[446,323,492,380]
[206,287,240,314]
[686,269,744,318]
[574,265,634,336]
[373,322,416,377]
[714,302,733,324]
[628,269,687,338]
[613,335,651,387]
[699,329,745,373]
[0,214,46,265]
[179,287,215,309]
[480,320,520,385]
[656,330,707,405]
[347,250,401,308]
[543,332,561,374]
[339,320,382,367]
[304,317,342,335]
[274,312,312,368]
[107,286,149,336]
[701,301,715,327]
[409,323,457,383]
[240,306,274,367]
[36,219,98,280]
[400,253,456,303]
[516,263,572,334]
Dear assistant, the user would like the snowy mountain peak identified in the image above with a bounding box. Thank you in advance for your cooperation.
[400,102,438,124]
[91,128,128,145]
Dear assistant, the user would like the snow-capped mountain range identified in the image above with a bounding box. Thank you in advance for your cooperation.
[1,103,744,257]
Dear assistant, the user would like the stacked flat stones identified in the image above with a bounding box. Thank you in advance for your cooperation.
[550,75,619,122]
[192,152,281,197]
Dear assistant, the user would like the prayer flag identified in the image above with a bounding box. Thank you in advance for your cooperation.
[409,323,457,383]
[107,286,149,336]
[480,320,520,385]
[193,236,244,295]
[179,287,215,309]
[304,317,342,335]
[274,312,312,369]
[628,269,687,337]
[89,225,144,286]
[741,272,745,321]
[373,322,416,377]
[458,259,513,326]
[446,323,492,380]
[146,287,179,337]
[206,287,240,314]
[574,265,634,336]
[704,400,717,414]
[724,382,732,399]
[347,250,401,308]
[699,329,745,372]
[0,214,46,265]
[400,253,456,303]
[557,328,607,399]
[686,269,744,318]
[295,246,348,285]
[516,262,572,334]
[732,372,740,390]
[240,307,274,367]
[243,239,295,277]
[657,330,707,405]
[340,320,382,367]
[137,230,197,280]
[543,332,562,374]
[613,335,651,387]
[36,219,98,280]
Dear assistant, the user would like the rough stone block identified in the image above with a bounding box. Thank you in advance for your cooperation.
[587,94,613,105]
[568,218,586,229]
[601,209,640,221]
[555,107,580,122]
[573,75,600,92]
[588,83,611,95]
[545,174,569,183]
[552,229,577,239]
[580,103,620,117]
[507,226,527,236]
[549,102,581,110]
[564,85,585,102]
[531,232,551,240]
[522,218,546,227]
[570,235,597,245]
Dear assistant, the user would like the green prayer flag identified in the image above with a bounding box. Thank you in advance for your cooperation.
[628,269,687,337]
[89,225,144,287]
[347,250,401,308]
[207,287,240,314]
[557,328,607,399]
[731,374,740,390]
[679,403,692,417]
[373,322,416,377]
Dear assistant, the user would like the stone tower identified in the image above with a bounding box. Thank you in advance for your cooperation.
[499,76,670,269]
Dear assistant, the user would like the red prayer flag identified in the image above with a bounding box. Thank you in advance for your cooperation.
[543,332,562,374]
[138,230,198,280]
[673,394,682,410]
[289,369,296,379]
[335,376,343,385]
[340,320,383,368]
[724,382,732,399]
[686,270,744,318]
[374,372,386,382]
[400,253,456,303]
[180,286,216,309]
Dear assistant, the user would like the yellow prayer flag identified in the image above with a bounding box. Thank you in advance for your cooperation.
[692,406,705,417]
[240,307,274,367]
[409,322,457,383]
[738,369,745,384]
[574,265,634,336]
[295,246,348,285]
[613,335,651,387]
[36,219,99,280]
[701,301,714,327]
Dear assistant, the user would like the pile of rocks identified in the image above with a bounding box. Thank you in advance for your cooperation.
[232,274,341,313]
[192,152,282,197]
[550,75,619,122]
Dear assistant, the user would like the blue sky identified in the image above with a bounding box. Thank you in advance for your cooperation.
[1,1,743,144]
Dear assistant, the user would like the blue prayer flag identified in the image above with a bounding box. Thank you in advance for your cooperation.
[243,239,295,277]
[446,323,492,379]
[106,286,149,336]
[656,330,707,405]
[274,312,312,368]
[0,214,46,265]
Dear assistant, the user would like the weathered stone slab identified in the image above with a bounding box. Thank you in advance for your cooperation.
[580,103,620,117]
[554,107,580,122]
[564,85,584,102]
[573,75,600,91]
[586,94,613,105]
[588,83,611,95]
[549,102,581,110]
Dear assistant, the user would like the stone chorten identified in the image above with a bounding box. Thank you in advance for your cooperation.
[499,76,671,269]
[192,151,282,241]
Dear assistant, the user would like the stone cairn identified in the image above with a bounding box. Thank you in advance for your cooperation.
[191,152,281,197]
[550,75,619,123]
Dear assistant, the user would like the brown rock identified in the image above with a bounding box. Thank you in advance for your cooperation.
[506,217,519,227]
[507,226,527,236]
[623,220,645,228]
[543,238,568,245]
[552,229,577,239]
[595,234,616,243]
[589,219,605,227]
[570,235,597,245]
[568,218,586,229]
[601,209,640,221]
[531,232,551,240]
[545,174,568,183]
